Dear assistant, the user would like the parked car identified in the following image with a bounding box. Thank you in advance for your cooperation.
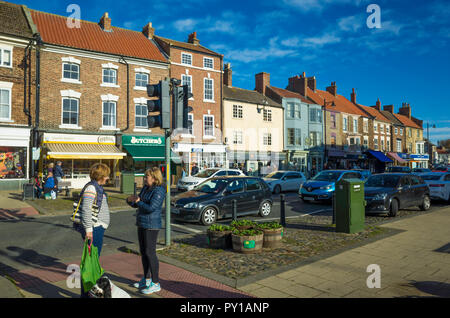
[412,168,432,174]
[353,169,372,180]
[263,171,307,194]
[177,168,245,192]
[419,172,450,202]
[364,173,431,217]
[299,170,364,203]
[432,165,449,172]
[385,166,412,173]
[171,176,273,225]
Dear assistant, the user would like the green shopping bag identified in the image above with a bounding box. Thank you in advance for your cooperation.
[80,240,104,293]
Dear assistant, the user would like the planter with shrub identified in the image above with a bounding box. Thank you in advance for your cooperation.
[230,219,258,231]
[231,228,264,254]
[207,224,233,249]
[257,222,284,248]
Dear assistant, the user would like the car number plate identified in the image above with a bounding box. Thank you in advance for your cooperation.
[303,197,314,201]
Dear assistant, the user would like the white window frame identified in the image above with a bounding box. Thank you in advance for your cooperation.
[343,116,348,132]
[353,118,358,133]
[135,73,149,90]
[0,44,13,68]
[397,139,402,152]
[61,57,81,84]
[233,130,243,145]
[203,115,214,137]
[400,128,403,136]
[100,94,119,130]
[395,127,398,135]
[374,136,379,150]
[182,74,193,94]
[61,97,79,127]
[263,133,272,146]
[363,118,369,133]
[263,109,272,122]
[181,52,192,66]
[135,103,148,129]
[287,128,295,146]
[0,82,13,122]
[386,139,390,151]
[203,57,214,69]
[294,104,301,119]
[233,105,243,119]
[188,113,194,136]
[374,122,378,133]
[204,78,214,102]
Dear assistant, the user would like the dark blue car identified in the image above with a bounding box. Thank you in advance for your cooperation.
[299,170,364,203]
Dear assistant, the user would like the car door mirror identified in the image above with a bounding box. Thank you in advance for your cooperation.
[224,189,232,196]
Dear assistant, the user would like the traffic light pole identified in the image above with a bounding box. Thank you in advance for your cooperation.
[165,129,171,247]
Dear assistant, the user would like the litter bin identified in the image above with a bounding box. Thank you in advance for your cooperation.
[335,179,365,234]
[23,183,34,201]
[121,172,135,194]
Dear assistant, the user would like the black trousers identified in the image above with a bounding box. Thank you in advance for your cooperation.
[137,227,160,284]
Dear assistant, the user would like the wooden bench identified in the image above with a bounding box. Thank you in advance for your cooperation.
[58,181,72,196]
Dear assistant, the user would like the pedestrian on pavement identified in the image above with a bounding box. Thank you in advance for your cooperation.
[54,161,65,192]
[47,162,54,176]
[72,163,111,298]
[126,167,166,295]
[181,166,187,179]
[191,162,199,176]
[43,171,58,199]
[33,173,43,199]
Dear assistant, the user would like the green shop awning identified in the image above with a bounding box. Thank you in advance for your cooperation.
[122,135,181,163]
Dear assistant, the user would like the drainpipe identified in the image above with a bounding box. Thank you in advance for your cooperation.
[118,56,130,133]
[34,33,42,177]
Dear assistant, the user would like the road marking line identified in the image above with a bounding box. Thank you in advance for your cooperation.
[301,209,332,216]
[170,223,203,234]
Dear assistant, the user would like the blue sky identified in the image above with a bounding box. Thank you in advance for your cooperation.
[12,0,450,144]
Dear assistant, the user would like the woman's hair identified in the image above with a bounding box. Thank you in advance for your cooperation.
[90,163,111,182]
[145,167,163,186]
[48,163,54,168]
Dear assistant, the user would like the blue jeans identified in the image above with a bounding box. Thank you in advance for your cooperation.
[73,223,106,297]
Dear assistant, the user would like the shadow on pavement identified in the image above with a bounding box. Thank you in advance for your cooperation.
[399,281,450,298]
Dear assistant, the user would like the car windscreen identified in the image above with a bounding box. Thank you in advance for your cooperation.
[312,171,341,182]
[365,175,400,188]
[388,167,408,172]
[194,179,228,193]
[420,174,443,181]
[194,169,220,178]
[265,172,284,179]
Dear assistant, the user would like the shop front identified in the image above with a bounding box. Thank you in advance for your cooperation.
[387,152,408,166]
[42,133,126,189]
[226,150,284,176]
[285,150,308,175]
[173,142,227,176]
[121,135,181,187]
[409,154,429,169]
[366,150,393,173]
[346,153,368,170]
[0,127,31,190]
[308,150,324,178]
[325,149,346,169]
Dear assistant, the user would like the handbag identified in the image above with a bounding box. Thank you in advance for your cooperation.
[71,184,100,224]
[80,240,104,293]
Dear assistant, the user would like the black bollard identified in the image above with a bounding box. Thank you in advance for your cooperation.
[232,200,237,222]
[332,192,336,225]
[134,182,137,196]
[280,194,286,227]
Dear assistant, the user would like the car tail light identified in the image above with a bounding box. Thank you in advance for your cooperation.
[429,184,445,187]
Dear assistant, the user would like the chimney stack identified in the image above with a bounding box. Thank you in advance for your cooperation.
[326,82,337,96]
[99,12,112,32]
[399,102,411,118]
[287,72,307,97]
[143,22,155,39]
[383,105,394,113]
[351,88,356,104]
[224,63,232,87]
[307,76,316,92]
[374,98,381,111]
[187,32,200,45]
[255,72,270,95]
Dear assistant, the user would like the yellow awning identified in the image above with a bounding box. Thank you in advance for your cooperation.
[45,143,126,160]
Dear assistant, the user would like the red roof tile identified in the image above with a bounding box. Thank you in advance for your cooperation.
[269,86,314,104]
[31,10,167,63]
[357,105,391,123]
[308,88,369,117]
[393,113,421,129]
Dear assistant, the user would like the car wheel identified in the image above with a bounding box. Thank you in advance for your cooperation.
[273,185,281,194]
[259,201,272,217]
[420,195,431,211]
[201,207,217,226]
[388,199,398,217]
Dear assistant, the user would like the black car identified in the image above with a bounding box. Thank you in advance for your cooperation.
[171,176,273,225]
[364,173,431,217]
[385,166,412,173]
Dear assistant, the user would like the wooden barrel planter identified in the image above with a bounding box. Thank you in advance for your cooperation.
[262,228,284,248]
[232,233,264,254]
[207,230,232,249]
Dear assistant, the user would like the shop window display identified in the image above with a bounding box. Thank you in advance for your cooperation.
[0,147,27,179]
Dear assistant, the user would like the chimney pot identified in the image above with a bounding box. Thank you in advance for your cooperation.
[287,74,308,97]
[351,88,356,104]
[224,63,232,87]
[326,82,337,96]
[307,76,316,92]
[143,22,155,39]
[188,32,200,45]
[255,72,270,95]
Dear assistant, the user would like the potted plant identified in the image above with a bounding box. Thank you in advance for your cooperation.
[257,222,284,248]
[207,224,233,249]
[231,228,264,254]
[230,219,258,231]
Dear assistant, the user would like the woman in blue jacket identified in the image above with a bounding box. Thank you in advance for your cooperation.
[127,167,166,295]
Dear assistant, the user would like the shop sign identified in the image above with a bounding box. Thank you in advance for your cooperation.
[122,135,164,146]
[409,154,429,160]
[32,147,41,160]
[43,133,115,145]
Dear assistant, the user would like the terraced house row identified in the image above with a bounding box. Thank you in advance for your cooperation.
[0,1,428,190]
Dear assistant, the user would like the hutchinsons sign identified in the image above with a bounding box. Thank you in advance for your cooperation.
[123,135,164,146]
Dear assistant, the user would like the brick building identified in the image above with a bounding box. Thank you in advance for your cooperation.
[381,105,409,166]
[154,31,226,173]
[0,1,36,190]
[30,10,170,187]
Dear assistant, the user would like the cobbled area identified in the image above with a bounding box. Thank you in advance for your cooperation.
[156,212,414,280]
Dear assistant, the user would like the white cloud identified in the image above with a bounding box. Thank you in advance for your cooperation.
[302,33,341,47]
[338,14,364,32]
[283,0,364,12]
[173,18,199,32]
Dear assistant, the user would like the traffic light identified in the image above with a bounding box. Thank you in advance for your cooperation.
[173,84,193,130]
[147,80,170,129]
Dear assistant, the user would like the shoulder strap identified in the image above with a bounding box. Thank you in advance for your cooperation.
[71,182,95,221]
